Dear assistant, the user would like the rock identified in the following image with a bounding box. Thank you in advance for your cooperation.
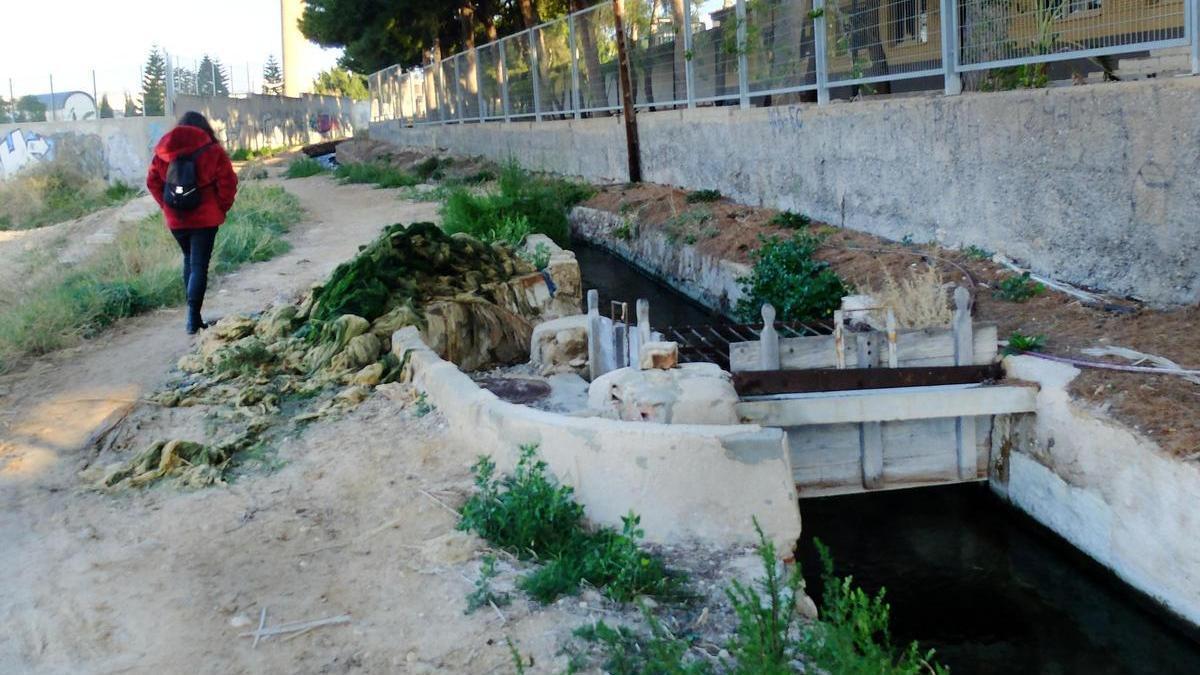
[229,615,253,628]
[587,362,739,424]
[638,341,679,370]
[351,362,385,386]
[530,314,589,377]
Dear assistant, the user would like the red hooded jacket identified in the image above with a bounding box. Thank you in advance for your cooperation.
[146,125,238,230]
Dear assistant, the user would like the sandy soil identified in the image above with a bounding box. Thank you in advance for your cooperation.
[587,184,1200,457]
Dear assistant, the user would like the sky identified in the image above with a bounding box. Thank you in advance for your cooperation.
[0,0,341,103]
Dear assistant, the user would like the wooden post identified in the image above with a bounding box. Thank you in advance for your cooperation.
[636,299,651,346]
[833,310,846,369]
[856,332,883,489]
[611,0,642,183]
[587,289,602,381]
[885,309,898,368]
[760,304,780,370]
[952,286,977,480]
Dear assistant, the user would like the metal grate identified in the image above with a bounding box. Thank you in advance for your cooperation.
[824,0,944,85]
[662,321,832,370]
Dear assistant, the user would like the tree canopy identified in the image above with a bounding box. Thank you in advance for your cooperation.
[263,55,284,95]
[312,68,369,100]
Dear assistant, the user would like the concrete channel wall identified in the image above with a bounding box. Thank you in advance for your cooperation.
[996,356,1200,626]
[392,327,803,552]
[177,93,369,152]
[373,77,1200,306]
[0,116,169,185]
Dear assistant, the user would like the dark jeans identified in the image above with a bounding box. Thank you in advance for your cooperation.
[171,228,218,315]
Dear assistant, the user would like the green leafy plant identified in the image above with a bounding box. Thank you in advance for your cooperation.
[685,189,721,204]
[1003,332,1046,355]
[486,214,533,248]
[575,607,709,675]
[900,233,916,247]
[413,391,435,417]
[993,272,1046,302]
[507,637,528,674]
[334,162,420,188]
[521,242,552,270]
[664,208,713,244]
[465,555,511,614]
[770,210,812,229]
[230,148,252,161]
[735,234,849,324]
[284,156,327,179]
[614,218,635,241]
[963,244,992,261]
[724,520,806,672]
[440,163,592,246]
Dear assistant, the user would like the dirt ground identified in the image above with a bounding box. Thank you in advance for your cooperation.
[588,184,1200,457]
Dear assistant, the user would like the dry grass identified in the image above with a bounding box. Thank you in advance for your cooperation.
[0,161,139,231]
[859,265,953,329]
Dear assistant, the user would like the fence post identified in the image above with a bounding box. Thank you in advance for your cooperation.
[1190,0,1200,74]
[500,42,512,121]
[165,53,176,119]
[940,0,962,95]
[453,55,464,122]
[683,0,696,109]
[530,29,543,121]
[569,14,583,119]
[476,49,487,121]
[814,0,830,105]
[735,0,749,108]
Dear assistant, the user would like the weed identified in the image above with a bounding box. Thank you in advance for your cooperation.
[1003,331,1046,355]
[899,233,916,247]
[465,555,511,614]
[664,208,713,245]
[735,234,849,324]
[575,607,708,674]
[413,156,443,181]
[231,146,285,162]
[685,189,721,204]
[230,148,252,162]
[993,272,1046,302]
[506,637,529,674]
[521,242,552,270]
[486,214,533,248]
[440,162,592,246]
[334,162,420,188]
[614,218,636,241]
[858,266,952,329]
[0,163,141,231]
[413,391,435,417]
[770,210,812,229]
[963,244,993,261]
[724,520,806,672]
[284,157,327,179]
[212,337,275,376]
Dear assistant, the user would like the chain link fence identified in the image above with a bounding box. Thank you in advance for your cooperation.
[370,0,1199,124]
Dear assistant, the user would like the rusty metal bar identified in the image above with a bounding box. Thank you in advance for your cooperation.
[733,364,1005,397]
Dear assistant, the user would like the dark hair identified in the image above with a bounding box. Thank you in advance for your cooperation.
[178,111,219,144]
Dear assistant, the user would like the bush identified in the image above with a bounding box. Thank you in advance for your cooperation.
[735,234,849,324]
[458,445,683,603]
[439,162,593,246]
[685,189,722,203]
[0,184,301,371]
[0,163,141,231]
[993,272,1045,302]
[284,157,327,179]
[333,162,419,188]
[770,210,812,229]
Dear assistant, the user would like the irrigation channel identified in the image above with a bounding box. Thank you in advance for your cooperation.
[573,240,1200,674]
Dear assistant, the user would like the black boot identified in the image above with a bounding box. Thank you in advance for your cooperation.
[186,303,208,335]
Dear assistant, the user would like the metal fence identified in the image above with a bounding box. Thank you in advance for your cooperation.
[370,0,1199,124]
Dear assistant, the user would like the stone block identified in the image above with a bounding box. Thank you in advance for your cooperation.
[638,341,679,370]
[588,362,739,425]
[530,314,590,377]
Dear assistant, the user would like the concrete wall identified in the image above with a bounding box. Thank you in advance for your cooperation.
[393,327,803,552]
[374,77,1200,306]
[177,93,369,152]
[0,116,168,185]
[993,355,1200,626]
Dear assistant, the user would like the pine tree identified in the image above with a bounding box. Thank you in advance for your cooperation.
[0,97,11,124]
[123,93,142,117]
[197,55,230,97]
[174,66,197,95]
[141,46,167,116]
[99,94,115,119]
[262,55,284,95]
[212,59,230,96]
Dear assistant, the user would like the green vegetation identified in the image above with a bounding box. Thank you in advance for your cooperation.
[1003,332,1047,355]
[614,218,636,241]
[333,162,420,188]
[458,445,684,604]
[440,163,593,246]
[963,244,993,261]
[0,163,142,231]
[485,215,532,248]
[574,525,947,674]
[0,185,301,372]
[465,555,511,614]
[770,210,812,229]
[230,146,286,162]
[993,272,1046,302]
[284,156,328,179]
[685,189,722,204]
[521,242,552,271]
[664,207,716,245]
[312,67,369,100]
[413,391,435,417]
[736,234,849,324]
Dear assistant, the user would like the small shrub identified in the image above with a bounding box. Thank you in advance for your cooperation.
[521,242,552,271]
[413,391,435,417]
[963,244,992,261]
[859,266,951,329]
[684,189,721,203]
[613,218,635,241]
[1003,331,1046,355]
[334,162,419,188]
[0,163,140,231]
[230,148,252,161]
[770,210,812,229]
[735,234,849,324]
[465,555,511,614]
[664,208,713,244]
[725,520,806,672]
[439,162,591,246]
[413,156,443,181]
[575,608,709,675]
[993,272,1046,302]
[899,233,916,247]
[486,214,533,248]
[284,157,326,179]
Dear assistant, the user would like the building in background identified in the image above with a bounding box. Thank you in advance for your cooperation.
[281,0,306,97]
[34,91,98,121]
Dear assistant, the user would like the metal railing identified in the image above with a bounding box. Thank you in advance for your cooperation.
[369,0,1199,124]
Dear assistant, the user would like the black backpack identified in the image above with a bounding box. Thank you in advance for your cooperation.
[162,143,214,211]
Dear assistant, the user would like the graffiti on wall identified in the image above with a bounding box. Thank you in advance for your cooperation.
[309,112,339,136]
[0,129,56,179]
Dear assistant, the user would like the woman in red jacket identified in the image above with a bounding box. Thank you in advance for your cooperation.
[146,111,238,334]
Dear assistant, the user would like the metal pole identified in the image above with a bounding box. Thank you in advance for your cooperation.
[49,74,56,121]
[940,0,963,95]
[814,0,830,105]
[165,52,176,119]
[453,54,463,122]
[530,29,543,121]
[476,49,487,121]
[211,58,217,97]
[500,40,511,121]
[92,70,99,119]
[612,0,642,182]
[247,63,252,95]
[683,0,696,109]
[8,79,14,121]
[1190,0,1200,74]
[568,14,582,119]
[735,0,749,108]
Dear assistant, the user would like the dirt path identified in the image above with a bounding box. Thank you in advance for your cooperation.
[0,178,588,673]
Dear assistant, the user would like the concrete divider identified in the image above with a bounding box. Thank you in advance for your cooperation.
[392,326,803,552]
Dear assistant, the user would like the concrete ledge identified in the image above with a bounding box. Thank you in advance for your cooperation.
[738,383,1038,426]
[995,355,1200,626]
[392,327,802,552]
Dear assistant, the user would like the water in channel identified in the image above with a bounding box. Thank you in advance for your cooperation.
[575,239,1200,675]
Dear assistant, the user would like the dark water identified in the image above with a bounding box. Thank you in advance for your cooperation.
[572,240,723,328]
[576,241,1200,675]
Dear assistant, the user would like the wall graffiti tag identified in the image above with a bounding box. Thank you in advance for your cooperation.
[309,112,338,136]
[0,129,56,179]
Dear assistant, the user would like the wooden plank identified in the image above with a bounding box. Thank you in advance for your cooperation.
[736,384,1037,426]
[730,325,998,372]
[860,422,884,490]
[733,364,1004,396]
